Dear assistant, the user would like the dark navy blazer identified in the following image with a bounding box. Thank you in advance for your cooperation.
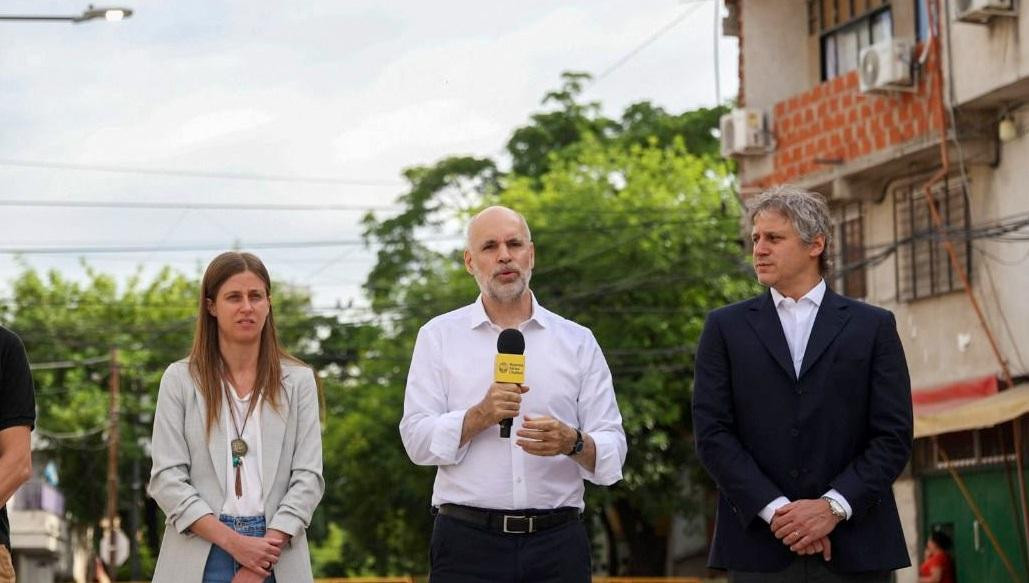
[692,288,913,573]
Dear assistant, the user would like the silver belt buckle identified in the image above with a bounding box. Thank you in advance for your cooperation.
[502,514,534,534]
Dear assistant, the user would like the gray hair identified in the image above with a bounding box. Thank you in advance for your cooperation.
[465,206,532,248]
[747,185,833,275]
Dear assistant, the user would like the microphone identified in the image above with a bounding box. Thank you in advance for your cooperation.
[495,328,525,438]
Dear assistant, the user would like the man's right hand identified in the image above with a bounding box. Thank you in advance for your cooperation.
[461,383,530,444]
[476,382,530,424]
[226,533,282,576]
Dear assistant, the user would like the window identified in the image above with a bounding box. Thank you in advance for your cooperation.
[809,1,892,80]
[893,176,971,302]
[916,0,930,42]
[913,423,1021,472]
[833,202,866,299]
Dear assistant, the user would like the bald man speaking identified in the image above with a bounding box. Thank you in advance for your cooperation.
[400,206,627,583]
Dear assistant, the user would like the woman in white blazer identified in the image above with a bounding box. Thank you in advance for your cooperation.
[148,252,324,583]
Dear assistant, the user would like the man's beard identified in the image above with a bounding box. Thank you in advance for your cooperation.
[474,266,532,302]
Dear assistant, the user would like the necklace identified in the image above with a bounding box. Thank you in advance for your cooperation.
[225,383,258,498]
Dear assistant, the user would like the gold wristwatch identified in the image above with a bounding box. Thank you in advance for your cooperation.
[821,496,846,521]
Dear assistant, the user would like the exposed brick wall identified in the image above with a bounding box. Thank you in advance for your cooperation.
[750,65,943,189]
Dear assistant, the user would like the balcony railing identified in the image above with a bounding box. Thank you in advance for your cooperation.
[11,480,65,516]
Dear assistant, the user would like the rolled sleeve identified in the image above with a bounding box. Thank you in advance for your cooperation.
[270,369,325,537]
[576,332,626,486]
[147,366,214,535]
[427,409,471,464]
[399,327,471,466]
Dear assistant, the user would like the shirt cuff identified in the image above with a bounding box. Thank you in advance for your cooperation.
[578,431,623,486]
[758,496,791,524]
[429,409,472,465]
[822,489,853,520]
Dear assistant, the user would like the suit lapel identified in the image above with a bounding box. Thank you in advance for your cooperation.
[745,292,797,381]
[198,386,227,497]
[799,288,851,378]
[260,371,288,494]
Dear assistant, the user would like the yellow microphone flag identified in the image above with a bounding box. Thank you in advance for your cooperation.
[494,353,525,384]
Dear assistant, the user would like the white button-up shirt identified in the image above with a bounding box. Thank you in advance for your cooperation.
[760,279,853,521]
[400,295,627,511]
[771,279,826,378]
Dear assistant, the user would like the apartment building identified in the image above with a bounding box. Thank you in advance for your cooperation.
[721,1,1029,580]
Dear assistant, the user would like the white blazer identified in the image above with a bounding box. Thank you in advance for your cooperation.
[148,360,324,582]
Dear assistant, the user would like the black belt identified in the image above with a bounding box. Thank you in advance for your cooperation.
[435,503,580,534]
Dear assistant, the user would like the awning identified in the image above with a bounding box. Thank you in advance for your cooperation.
[914,382,1029,438]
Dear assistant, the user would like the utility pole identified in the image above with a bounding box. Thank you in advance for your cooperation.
[104,347,121,582]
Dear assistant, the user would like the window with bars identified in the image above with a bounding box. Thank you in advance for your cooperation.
[893,177,971,302]
[833,202,866,298]
[809,1,893,80]
[912,422,1023,472]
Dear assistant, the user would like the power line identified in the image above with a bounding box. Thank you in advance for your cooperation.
[594,2,708,82]
[0,158,404,187]
[0,215,742,255]
[0,199,404,213]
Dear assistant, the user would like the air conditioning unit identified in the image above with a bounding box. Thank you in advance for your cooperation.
[719,108,767,157]
[859,38,914,94]
[955,0,1016,24]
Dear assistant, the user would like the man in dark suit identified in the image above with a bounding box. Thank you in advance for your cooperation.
[692,186,913,582]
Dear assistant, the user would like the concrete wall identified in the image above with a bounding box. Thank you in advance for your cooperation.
[947,5,1028,105]
[862,136,1029,389]
[893,477,920,583]
[740,0,810,110]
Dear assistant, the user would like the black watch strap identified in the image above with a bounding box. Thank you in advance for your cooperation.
[567,429,584,456]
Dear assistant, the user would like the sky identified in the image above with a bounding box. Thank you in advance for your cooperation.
[0,0,738,314]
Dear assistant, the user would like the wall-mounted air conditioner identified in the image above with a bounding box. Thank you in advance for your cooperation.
[859,38,914,94]
[719,108,768,157]
[955,0,1016,24]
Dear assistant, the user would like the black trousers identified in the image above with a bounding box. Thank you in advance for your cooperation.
[429,513,591,583]
[730,556,891,583]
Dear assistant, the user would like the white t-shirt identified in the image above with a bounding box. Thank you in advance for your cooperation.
[220,384,265,516]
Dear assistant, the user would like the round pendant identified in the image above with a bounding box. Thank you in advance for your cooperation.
[231,438,248,457]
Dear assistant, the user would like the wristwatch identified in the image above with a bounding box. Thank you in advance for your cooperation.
[567,429,584,456]
[821,496,847,522]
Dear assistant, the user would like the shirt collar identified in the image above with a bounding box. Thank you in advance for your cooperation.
[771,278,826,308]
[468,292,549,330]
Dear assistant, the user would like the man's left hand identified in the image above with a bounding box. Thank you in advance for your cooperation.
[515,416,575,456]
[771,499,842,552]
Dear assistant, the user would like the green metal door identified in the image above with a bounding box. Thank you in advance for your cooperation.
[922,467,1029,582]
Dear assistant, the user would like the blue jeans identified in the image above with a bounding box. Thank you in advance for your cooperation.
[202,515,278,583]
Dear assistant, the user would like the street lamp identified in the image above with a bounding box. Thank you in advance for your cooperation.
[0,4,133,23]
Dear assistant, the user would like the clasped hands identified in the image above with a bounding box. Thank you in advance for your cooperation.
[769,499,843,561]
[476,382,576,455]
[228,528,290,582]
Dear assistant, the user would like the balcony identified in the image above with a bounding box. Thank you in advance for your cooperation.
[8,480,66,555]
